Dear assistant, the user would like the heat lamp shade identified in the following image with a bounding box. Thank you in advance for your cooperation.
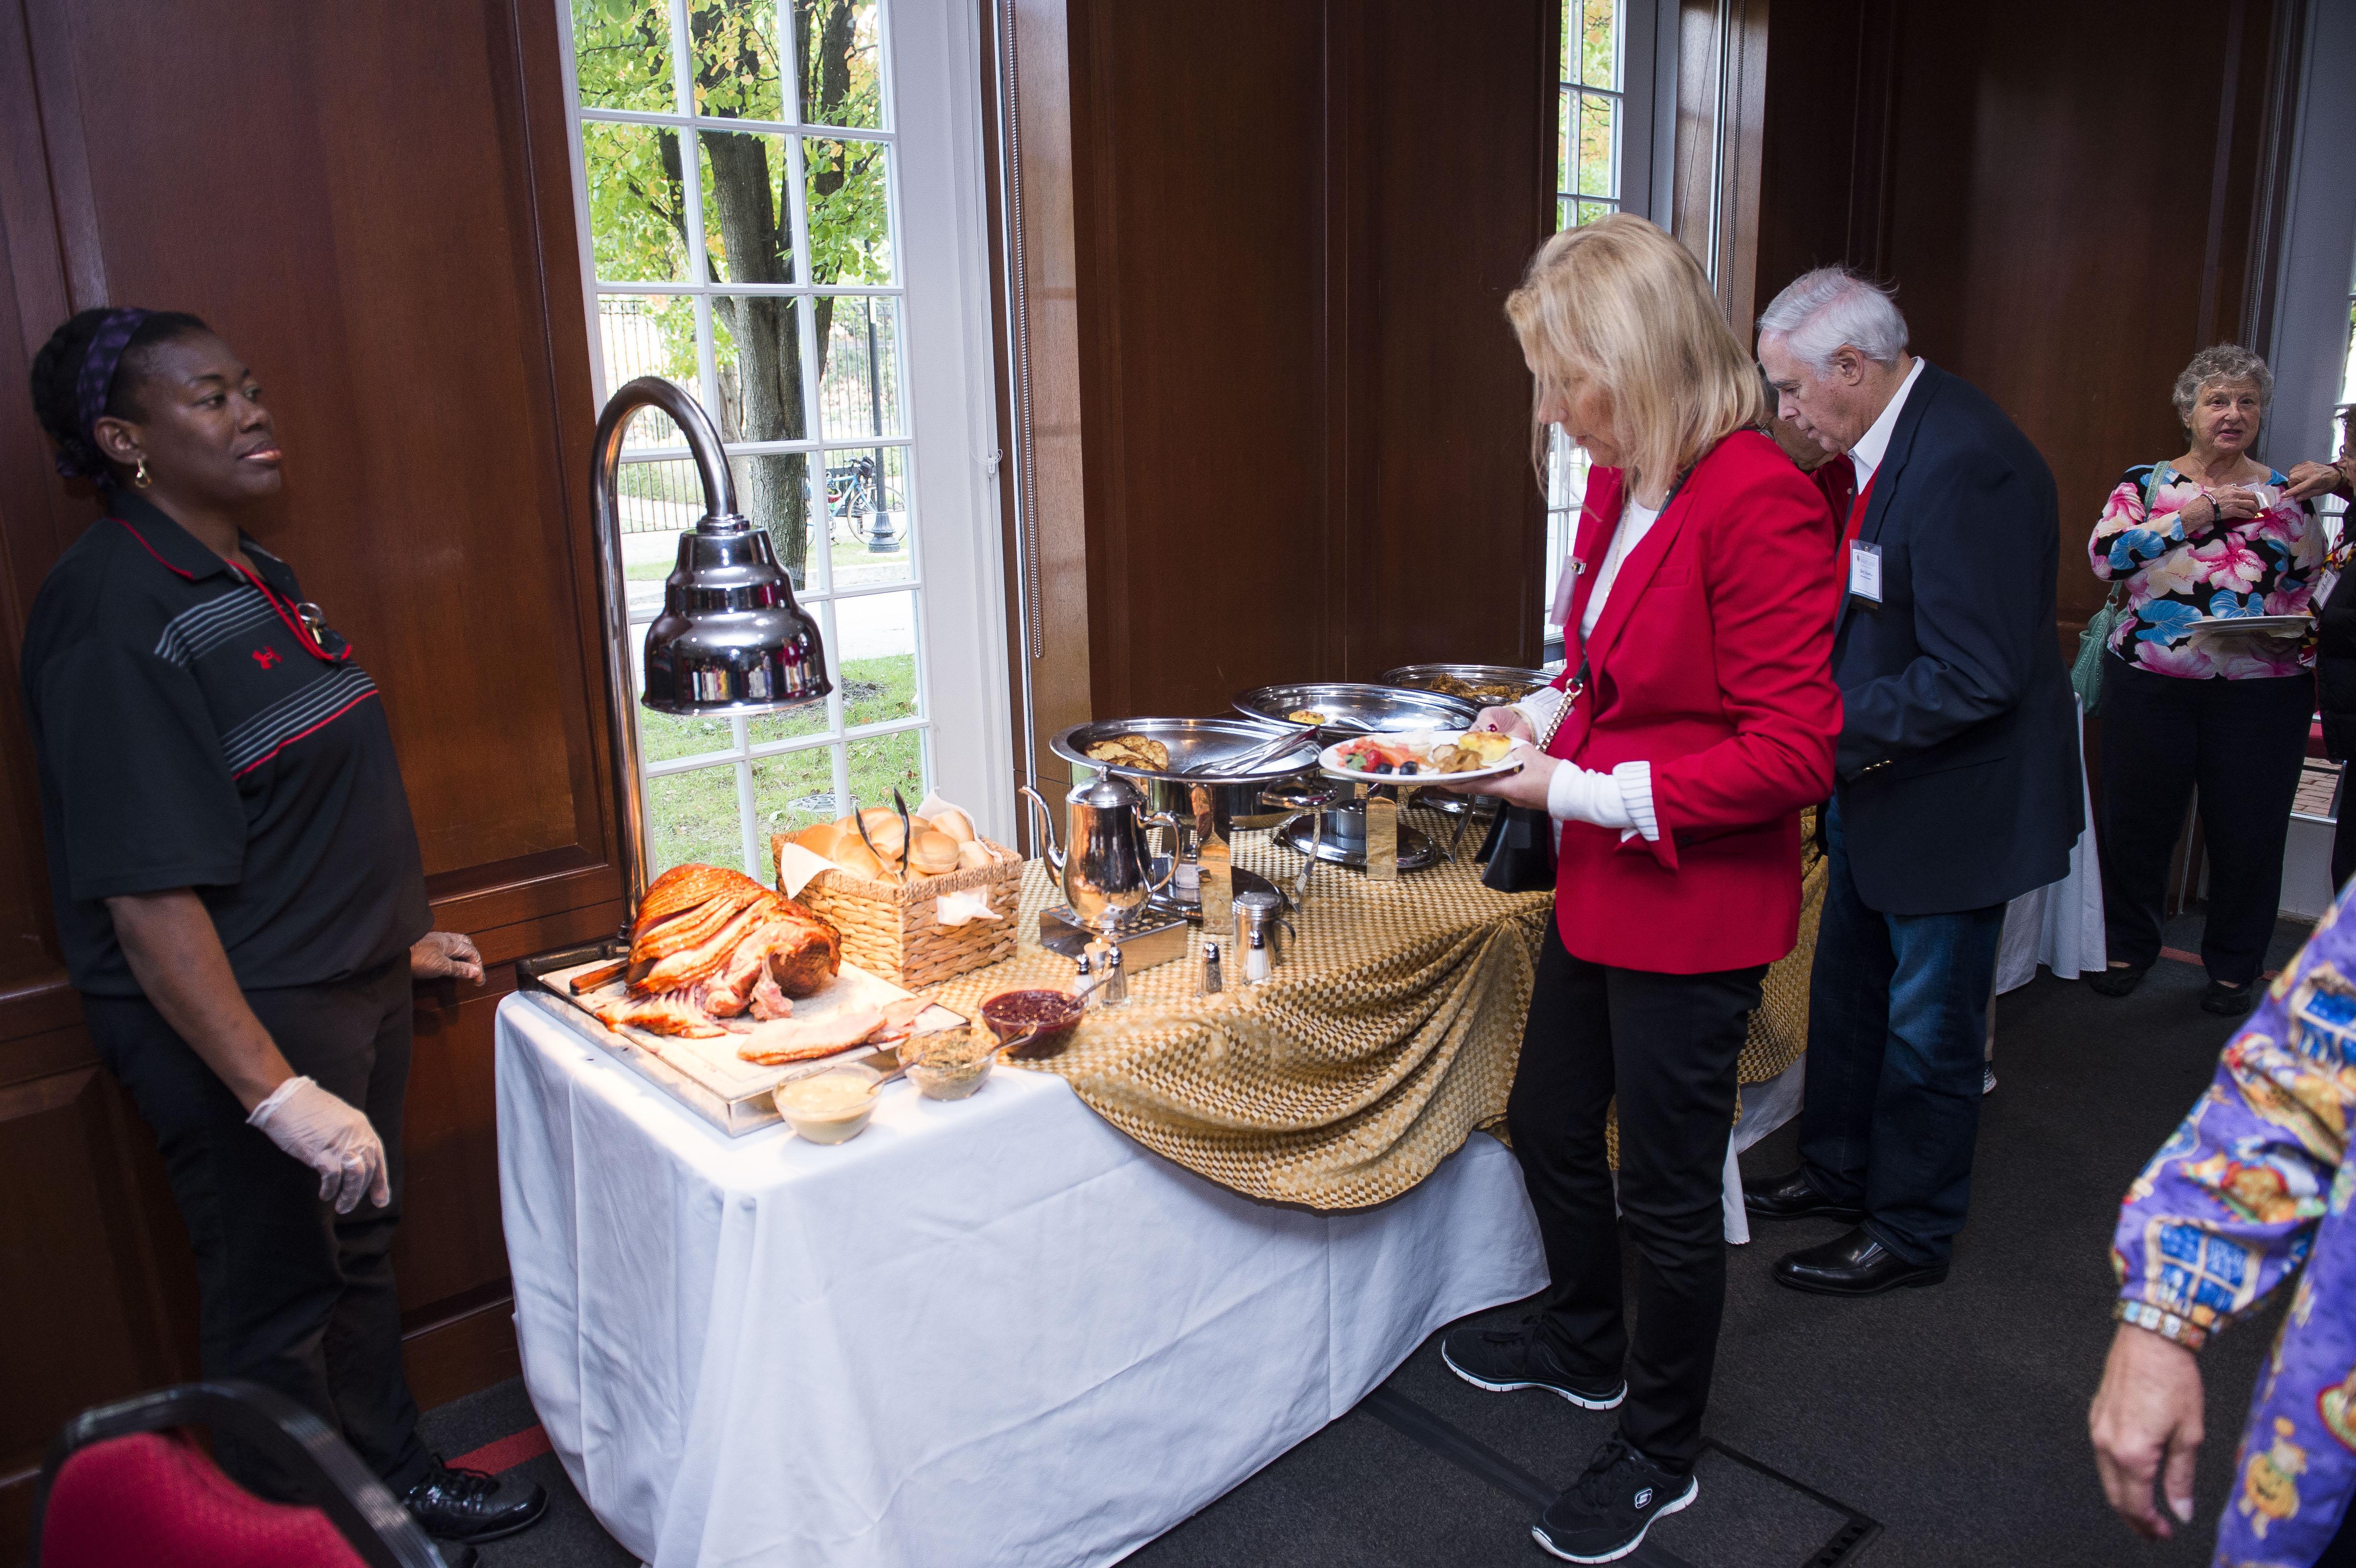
[639,519,831,716]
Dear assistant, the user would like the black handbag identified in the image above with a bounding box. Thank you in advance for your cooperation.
[1479,657,1581,893]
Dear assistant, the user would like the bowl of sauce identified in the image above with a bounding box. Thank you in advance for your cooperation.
[774,1063,882,1143]
[981,989,1088,1059]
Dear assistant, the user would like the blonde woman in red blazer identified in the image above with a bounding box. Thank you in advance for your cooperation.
[1435,215,1841,1564]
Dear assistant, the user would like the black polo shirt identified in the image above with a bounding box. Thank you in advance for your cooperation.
[19,491,430,996]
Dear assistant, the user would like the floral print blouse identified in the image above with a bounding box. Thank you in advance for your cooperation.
[2114,879,2356,1565]
[2089,461,2321,679]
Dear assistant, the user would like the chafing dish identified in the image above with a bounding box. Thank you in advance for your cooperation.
[1231,681,1477,741]
[1377,663,1556,707]
[1051,718,1321,838]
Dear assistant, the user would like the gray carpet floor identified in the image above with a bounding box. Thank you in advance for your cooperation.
[423,908,2310,1567]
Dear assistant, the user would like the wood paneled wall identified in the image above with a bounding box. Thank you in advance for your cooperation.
[1756,0,2305,639]
[0,0,618,1545]
[994,0,1558,749]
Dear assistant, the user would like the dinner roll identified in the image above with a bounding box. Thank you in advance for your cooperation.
[931,806,976,844]
[833,839,887,880]
[794,821,848,860]
[858,808,907,860]
[956,838,995,872]
[907,830,960,875]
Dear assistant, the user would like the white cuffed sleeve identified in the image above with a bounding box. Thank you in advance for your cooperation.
[1513,686,1565,737]
[1546,760,1635,830]
[1611,761,1658,841]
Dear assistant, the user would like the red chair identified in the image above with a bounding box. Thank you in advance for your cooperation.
[30,1380,449,1568]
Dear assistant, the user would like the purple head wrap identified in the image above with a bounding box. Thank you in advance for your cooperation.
[55,307,151,480]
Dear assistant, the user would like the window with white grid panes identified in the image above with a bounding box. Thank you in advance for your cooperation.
[566,0,932,884]
[1541,0,1626,657]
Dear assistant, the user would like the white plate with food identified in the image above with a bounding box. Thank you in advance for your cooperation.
[2186,614,2312,638]
[1319,729,1523,784]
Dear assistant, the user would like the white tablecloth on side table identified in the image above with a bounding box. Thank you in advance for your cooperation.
[495,994,1546,1568]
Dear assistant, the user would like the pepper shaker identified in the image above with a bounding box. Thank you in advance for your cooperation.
[1200,940,1224,996]
[1098,942,1129,1007]
[1244,926,1271,985]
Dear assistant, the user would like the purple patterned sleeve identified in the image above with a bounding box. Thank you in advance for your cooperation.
[2113,893,2356,1352]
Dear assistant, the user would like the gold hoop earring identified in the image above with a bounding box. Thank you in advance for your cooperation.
[132,457,151,490]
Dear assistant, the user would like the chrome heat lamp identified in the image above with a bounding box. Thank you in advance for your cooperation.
[591,377,830,912]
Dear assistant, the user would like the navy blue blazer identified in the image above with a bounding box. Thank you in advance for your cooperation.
[1831,361,2083,915]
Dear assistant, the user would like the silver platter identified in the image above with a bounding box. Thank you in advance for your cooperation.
[1377,663,1555,706]
[1231,681,1477,740]
[1050,716,1321,784]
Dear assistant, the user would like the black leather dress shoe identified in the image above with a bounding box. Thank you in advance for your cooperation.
[1741,1168,1864,1224]
[1773,1226,1948,1296]
[401,1456,548,1545]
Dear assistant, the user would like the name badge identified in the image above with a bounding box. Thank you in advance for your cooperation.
[1848,541,1884,603]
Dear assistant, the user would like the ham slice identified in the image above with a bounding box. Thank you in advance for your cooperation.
[735,1009,887,1066]
[635,864,771,931]
[639,897,777,995]
[706,916,784,1017]
[592,986,729,1039]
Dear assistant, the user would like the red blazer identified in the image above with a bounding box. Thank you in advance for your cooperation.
[1544,430,1842,973]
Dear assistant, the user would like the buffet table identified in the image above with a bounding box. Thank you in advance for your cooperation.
[498,961,1546,1566]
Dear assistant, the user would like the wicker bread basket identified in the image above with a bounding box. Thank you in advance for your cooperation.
[773,834,1023,989]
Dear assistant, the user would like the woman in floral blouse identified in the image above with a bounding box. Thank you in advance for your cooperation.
[2088,345,2322,1015]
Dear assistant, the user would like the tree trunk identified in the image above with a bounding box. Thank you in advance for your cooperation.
[703,129,809,584]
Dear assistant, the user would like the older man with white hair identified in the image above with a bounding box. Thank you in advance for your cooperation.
[1742,267,2082,1295]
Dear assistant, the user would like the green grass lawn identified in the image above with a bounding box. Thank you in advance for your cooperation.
[638,654,923,880]
[624,534,905,585]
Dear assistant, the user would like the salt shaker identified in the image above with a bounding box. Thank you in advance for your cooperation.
[1098,942,1129,1007]
[1200,940,1224,996]
[1233,889,1284,983]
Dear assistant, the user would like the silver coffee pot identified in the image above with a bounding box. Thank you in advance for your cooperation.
[1020,776,1179,936]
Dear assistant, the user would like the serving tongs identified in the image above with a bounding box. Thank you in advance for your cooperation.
[1182,723,1318,778]
[845,791,910,882]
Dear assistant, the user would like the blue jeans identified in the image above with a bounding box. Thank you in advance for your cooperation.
[1798,801,2006,1266]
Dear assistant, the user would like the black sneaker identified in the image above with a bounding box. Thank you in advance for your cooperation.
[1440,1317,1625,1410]
[401,1455,549,1545]
[1533,1435,1697,1563]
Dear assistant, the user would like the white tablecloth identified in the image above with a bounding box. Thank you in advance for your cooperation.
[1996,696,2106,993]
[495,994,1546,1568]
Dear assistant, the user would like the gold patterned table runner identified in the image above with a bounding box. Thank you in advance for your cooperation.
[919,809,1821,1211]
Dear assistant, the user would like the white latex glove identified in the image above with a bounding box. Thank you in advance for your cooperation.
[247,1076,391,1214]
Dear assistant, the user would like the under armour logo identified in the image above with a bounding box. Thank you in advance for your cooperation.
[252,647,281,670]
[1633,1487,1653,1510]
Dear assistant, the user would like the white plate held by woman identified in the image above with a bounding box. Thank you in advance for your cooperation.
[1319,730,1524,785]
[2185,614,2312,639]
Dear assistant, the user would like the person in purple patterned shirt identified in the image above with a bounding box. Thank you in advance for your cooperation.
[2092,876,2356,1564]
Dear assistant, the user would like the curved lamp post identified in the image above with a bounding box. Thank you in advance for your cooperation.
[592,377,830,911]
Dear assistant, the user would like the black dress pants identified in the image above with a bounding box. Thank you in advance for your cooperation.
[2097,651,2313,985]
[1506,920,1763,1473]
[81,956,430,1498]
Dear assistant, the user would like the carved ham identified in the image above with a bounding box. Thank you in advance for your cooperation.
[600,863,849,1041]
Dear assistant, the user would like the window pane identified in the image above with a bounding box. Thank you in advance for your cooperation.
[630,629,738,764]
[698,130,796,285]
[688,0,788,123]
[829,445,910,588]
[1574,198,1617,228]
[805,138,894,285]
[847,730,925,818]
[747,685,831,747]
[1581,0,1617,93]
[1561,0,1580,87]
[796,1,885,130]
[573,0,673,114]
[818,295,901,439]
[648,763,751,878]
[584,122,691,283]
[1577,91,1617,201]
[729,449,817,590]
[599,295,698,449]
[713,295,807,441]
[750,744,840,852]
[834,591,918,727]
